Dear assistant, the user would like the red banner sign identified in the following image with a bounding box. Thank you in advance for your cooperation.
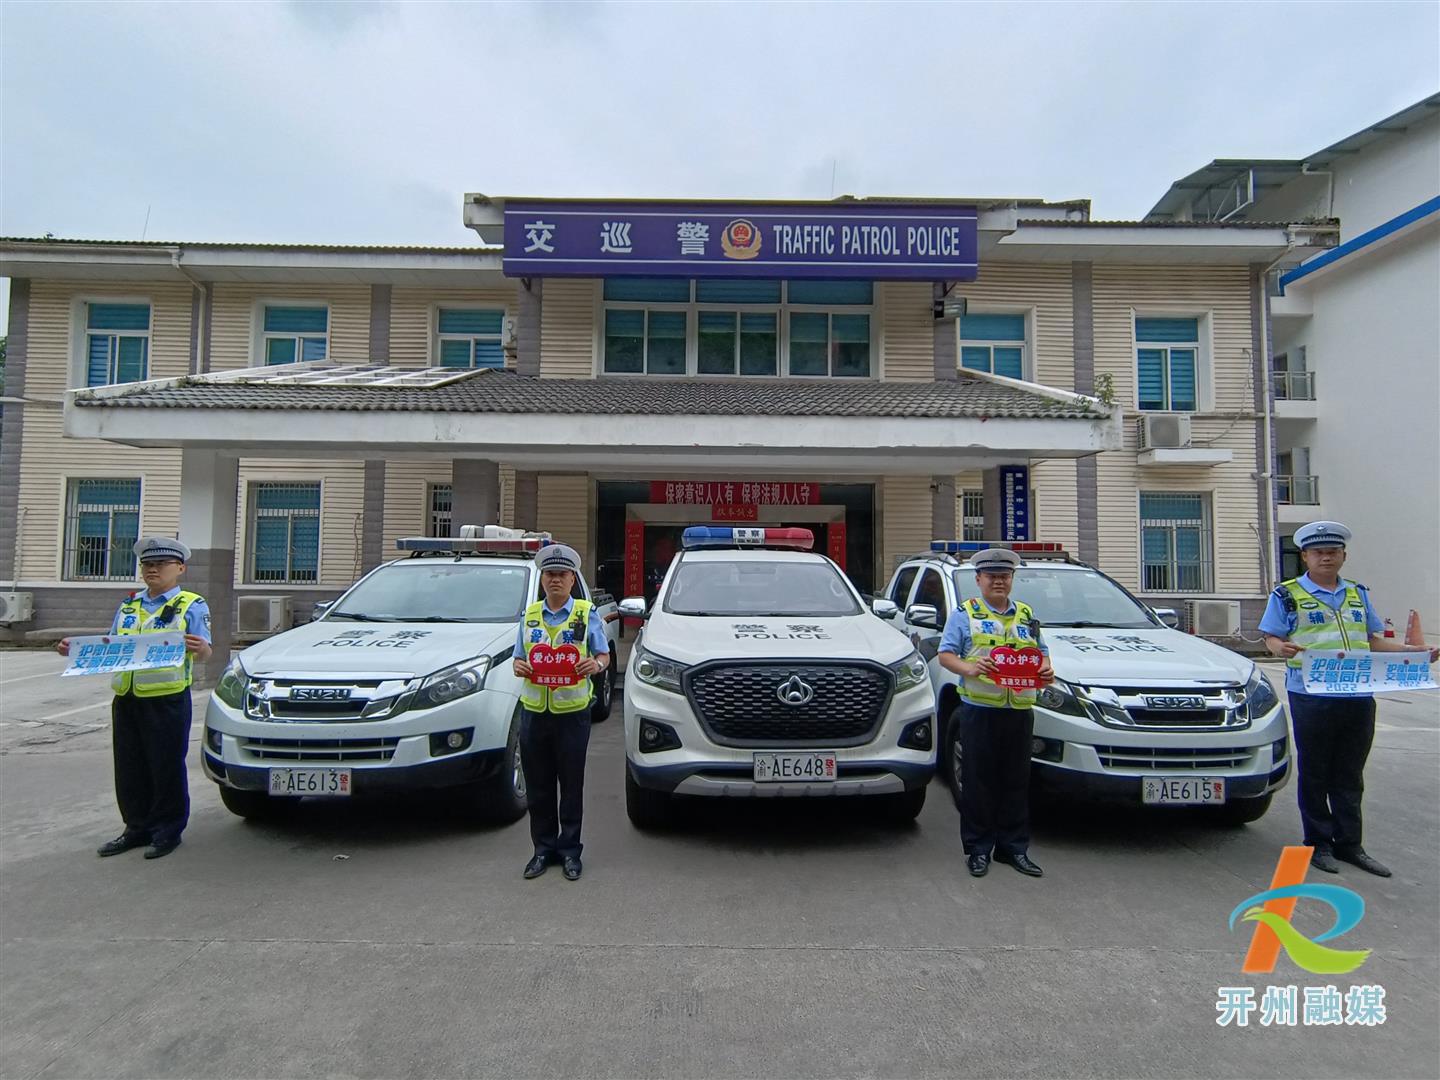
[827,520,847,570]
[712,504,759,522]
[650,481,820,507]
[529,643,583,687]
[624,521,644,604]
[990,646,1046,689]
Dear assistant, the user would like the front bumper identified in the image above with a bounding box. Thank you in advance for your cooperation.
[624,670,936,798]
[202,745,510,794]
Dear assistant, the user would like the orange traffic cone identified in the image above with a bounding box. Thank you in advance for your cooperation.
[1405,609,1425,646]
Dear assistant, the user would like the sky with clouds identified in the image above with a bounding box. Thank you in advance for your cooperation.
[2,0,1437,330]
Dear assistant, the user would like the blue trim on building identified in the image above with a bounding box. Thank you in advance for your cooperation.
[1280,195,1440,290]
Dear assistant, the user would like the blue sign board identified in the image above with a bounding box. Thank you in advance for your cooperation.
[501,201,978,280]
[1000,465,1030,542]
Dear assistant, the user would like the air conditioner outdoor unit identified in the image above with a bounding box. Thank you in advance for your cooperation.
[1139,414,1192,450]
[237,595,292,636]
[1186,599,1241,638]
[0,591,35,624]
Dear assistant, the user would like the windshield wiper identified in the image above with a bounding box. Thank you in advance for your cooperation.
[326,611,380,621]
[1045,620,1126,628]
[409,616,470,623]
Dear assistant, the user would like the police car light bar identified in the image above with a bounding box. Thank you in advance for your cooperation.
[930,540,1065,554]
[396,535,550,554]
[682,526,815,550]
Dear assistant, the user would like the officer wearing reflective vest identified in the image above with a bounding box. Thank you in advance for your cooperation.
[1260,520,1438,877]
[936,548,1053,879]
[55,537,212,860]
[511,542,610,882]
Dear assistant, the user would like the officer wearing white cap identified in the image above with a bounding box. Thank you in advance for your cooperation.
[1260,521,1437,877]
[511,542,611,881]
[55,537,211,860]
[936,547,1053,879]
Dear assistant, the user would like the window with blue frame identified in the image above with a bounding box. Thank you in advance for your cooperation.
[1140,492,1211,592]
[261,305,328,366]
[786,281,872,378]
[64,478,142,580]
[436,309,505,369]
[1136,317,1199,411]
[249,482,320,583]
[959,312,1026,379]
[85,303,150,386]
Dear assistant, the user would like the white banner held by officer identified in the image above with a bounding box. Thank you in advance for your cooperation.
[61,632,187,678]
[1299,650,1438,695]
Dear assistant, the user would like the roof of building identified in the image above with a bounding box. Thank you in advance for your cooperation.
[0,236,499,254]
[1146,93,1440,221]
[73,365,1108,420]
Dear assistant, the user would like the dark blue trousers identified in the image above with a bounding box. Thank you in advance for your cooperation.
[1288,691,1375,853]
[112,690,192,843]
[958,703,1034,858]
[519,707,591,860]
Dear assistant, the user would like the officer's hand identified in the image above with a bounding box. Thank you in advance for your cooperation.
[513,659,533,679]
[184,634,208,655]
[1037,660,1055,686]
[1274,640,1305,659]
[55,637,71,657]
[971,656,998,677]
[575,656,600,678]
[1428,646,1440,665]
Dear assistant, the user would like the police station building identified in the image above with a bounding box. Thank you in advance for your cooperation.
[0,194,1333,666]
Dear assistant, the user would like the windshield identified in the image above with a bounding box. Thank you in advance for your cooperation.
[665,559,862,617]
[951,566,1158,629]
[328,562,531,622]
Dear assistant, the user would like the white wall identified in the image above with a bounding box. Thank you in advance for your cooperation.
[1330,112,1440,238]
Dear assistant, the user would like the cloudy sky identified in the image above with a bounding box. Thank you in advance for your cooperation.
[2,0,1437,328]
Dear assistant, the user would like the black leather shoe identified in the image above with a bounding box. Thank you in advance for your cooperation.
[562,856,582,881]
[1310,848,1341,874]
[1336,848,1392,877]
[143,836,181,860]
[967,853,990,877]
[999,851,1044,877]
[97,831,149,857]
[523,854,549,879]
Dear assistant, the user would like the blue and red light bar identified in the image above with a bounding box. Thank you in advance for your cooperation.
[682,526,815,550]
[930,540,1065,554]
[396,536,550,554]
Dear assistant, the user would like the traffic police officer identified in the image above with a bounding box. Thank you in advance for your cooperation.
[936,548,1053,879]
[1259,521,1438,877]
[511,543,611,882]
[56,537,212,859]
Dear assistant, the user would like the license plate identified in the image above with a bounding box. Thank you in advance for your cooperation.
[1142,776,1225,805]
[268,768,352,797]
[753,752,837,782]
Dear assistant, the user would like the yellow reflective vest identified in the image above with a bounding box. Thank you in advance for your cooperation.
[1281,578,1371,671]
[110,590,203,697]
[519,599,595,714]
[960,597,1041,709]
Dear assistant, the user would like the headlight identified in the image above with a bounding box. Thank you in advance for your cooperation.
[412,657,490,710]
[213,656,246,708]
[890,650,929,691]
[1241,665,1280,720]
[632,646,687,694]
[1036,678,1089,718]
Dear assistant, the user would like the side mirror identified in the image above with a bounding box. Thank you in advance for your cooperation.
[871,598,899,620]
[310,600,334,622]
[618,597,648,620]
[905,603,941,630]
[1153,607,1180,629]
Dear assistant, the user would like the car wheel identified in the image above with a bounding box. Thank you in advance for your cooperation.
[466,713,528,824]
[1211,792,1273,826]
[625,764,670,830]
[218,786,297,821]
[590,663,615,723]
[945,706,965,811]
[877,786,926,825]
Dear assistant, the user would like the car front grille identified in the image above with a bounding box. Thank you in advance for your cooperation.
[241,736,400,763]
[244,678,410,722]
[1094,745,1255,771]
[685,661,892,748]
[1081,684,1246,731]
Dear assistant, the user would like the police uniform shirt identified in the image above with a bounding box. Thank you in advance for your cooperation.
[110,586,212,642]
[937,600,1049,659]
[1258,574,1383,696]
[512,597,611,660]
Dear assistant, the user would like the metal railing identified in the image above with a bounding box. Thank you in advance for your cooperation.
[1273,371,1316,401]
[1274,475,1320,505]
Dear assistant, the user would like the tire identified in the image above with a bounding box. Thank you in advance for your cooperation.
[465,713,528,825]
[1211,792,1273,826]
[944,706,965,811]
[590,662,615,723]
[625,764,671,830]
[218,785,297,821]
[877,786,926,824]
[936,698,961,789]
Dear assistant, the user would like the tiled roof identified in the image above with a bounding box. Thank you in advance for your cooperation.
[77,368,1107,420]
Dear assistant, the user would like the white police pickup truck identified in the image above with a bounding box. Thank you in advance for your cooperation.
[203,527,618,823]
[620,526,936,829]
[881,541,1288,825]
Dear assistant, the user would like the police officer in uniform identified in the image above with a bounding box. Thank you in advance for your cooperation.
[1259,521,1438,876]
[511,543,611,882]
[936,548,1054,878]
[56,537,212,859]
